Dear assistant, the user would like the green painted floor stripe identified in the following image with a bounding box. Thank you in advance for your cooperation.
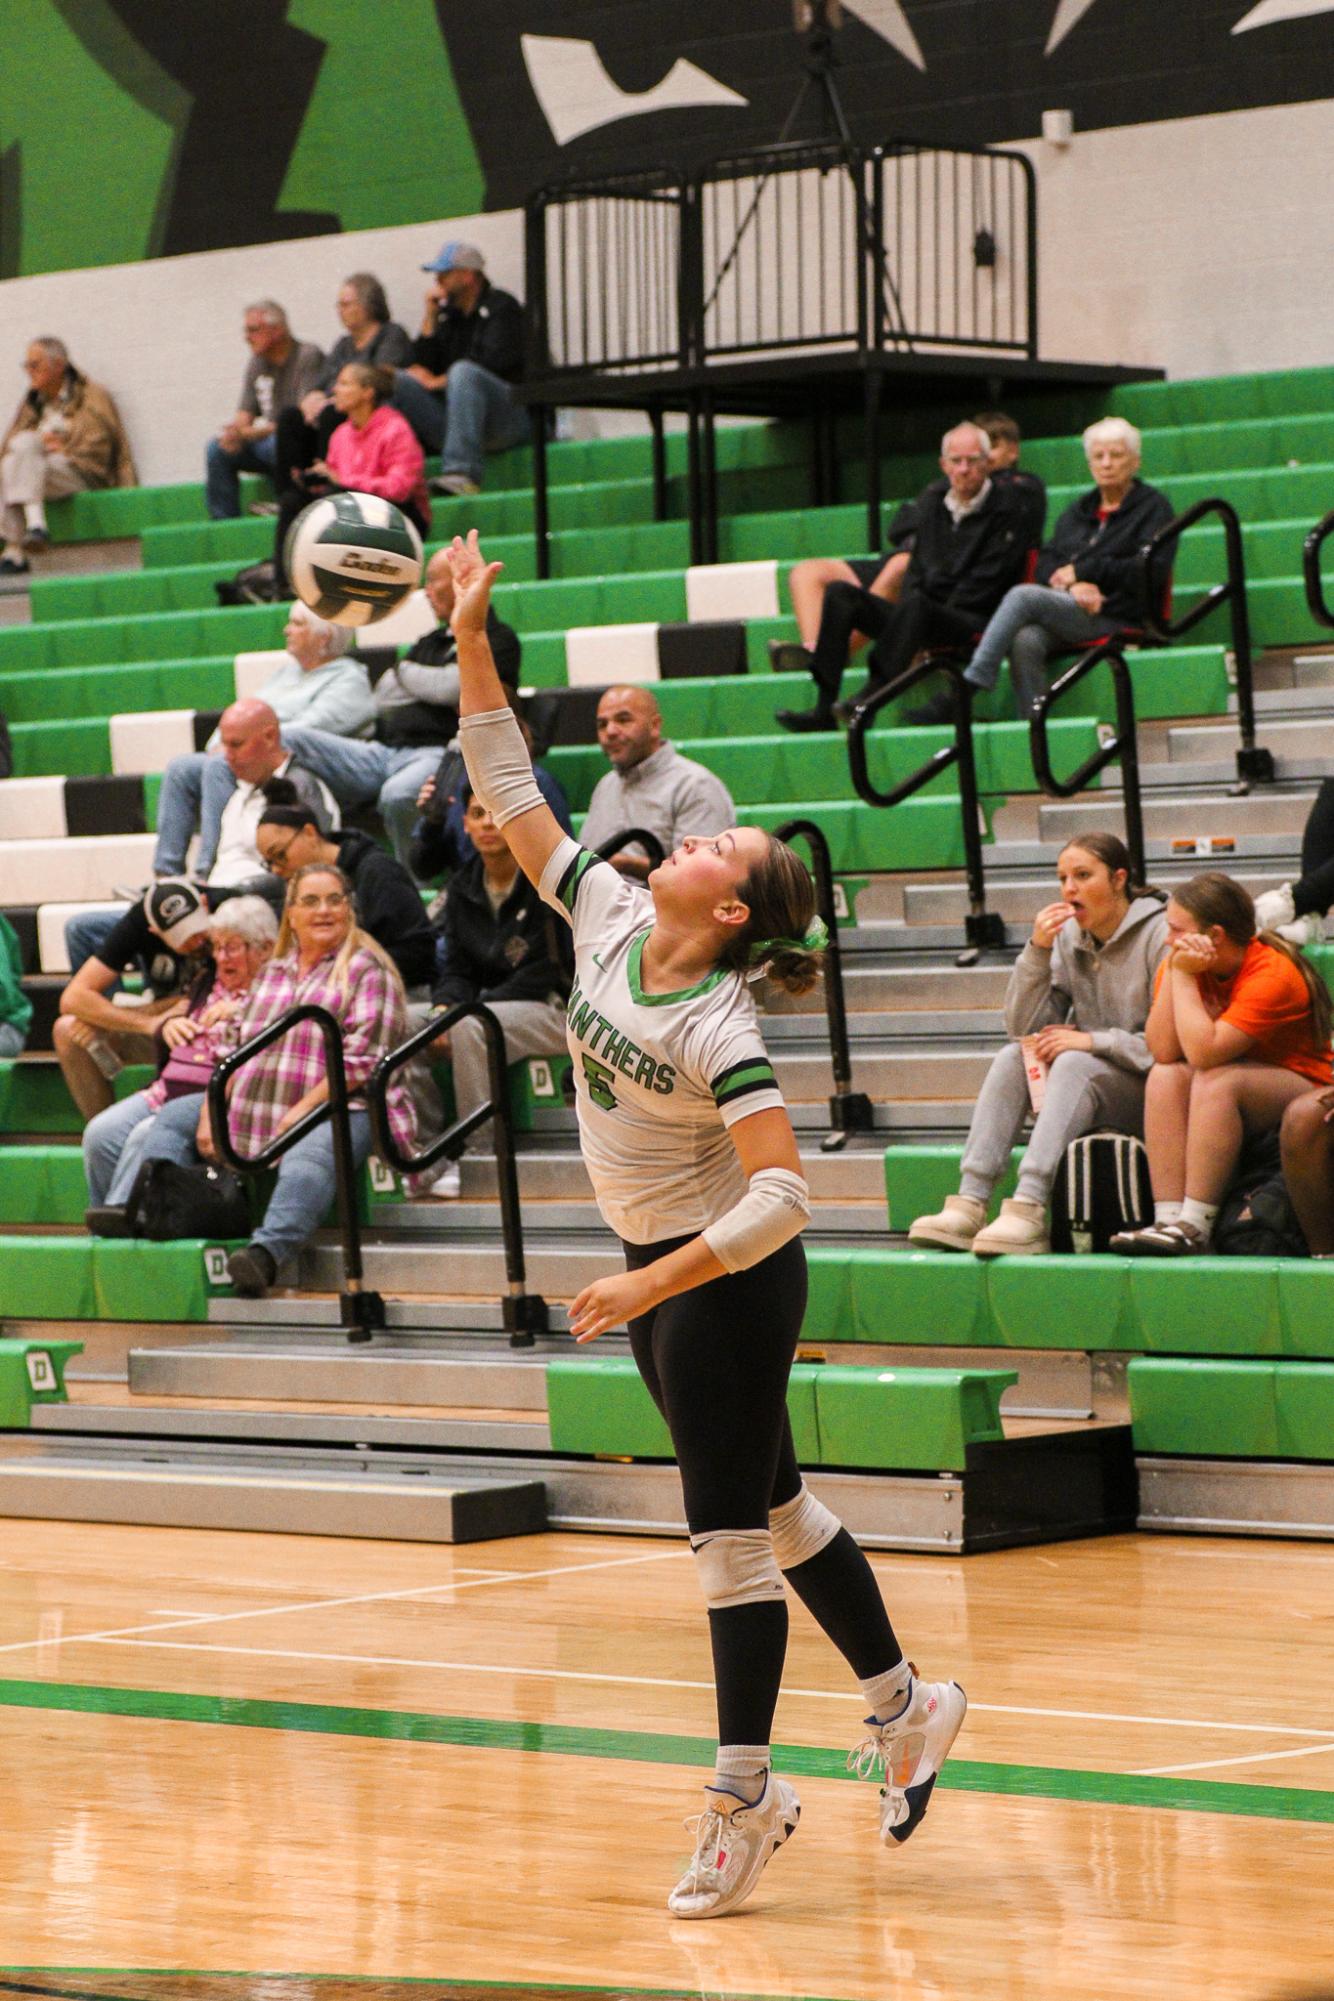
[2,1677,1331,1829]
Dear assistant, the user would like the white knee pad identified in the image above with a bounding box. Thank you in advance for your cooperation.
[769,1484,841,1571]
[690,1529,785,1610]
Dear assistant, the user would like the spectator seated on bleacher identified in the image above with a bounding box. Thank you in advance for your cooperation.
[1108,873,1333,1258]
[771,410,1046,680]
[1,338,136,578]
[775,423,1032,733]
[129,860,417,1297]
[1255,782,1334,948]
[909,833,1169,1259]
[282,550,523,874]
[421,788,572,1200]
[409,241,528,499]
[272,273,415,501]
[409,686,571,884]
[82,895,278,1233]
[152,607,371,881]
[255,781,436,996]
[206,301,323,521]
[55,879,213,1122]
[578,686,736,879]
[1280,1083,1334,1258]
[0,911,33,1059]
[271,362,431,594]
[909,417,1175,725]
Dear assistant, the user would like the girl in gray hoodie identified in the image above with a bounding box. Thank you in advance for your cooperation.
[909,831,1169,1256]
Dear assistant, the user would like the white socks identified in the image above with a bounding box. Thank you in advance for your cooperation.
[712,1744,769,1805]
[1,543,24,564]
[23,501,45,531]
[861,1657,914,1724]
[1154,1201,1183,1225]
[1180,1198,1219,1242]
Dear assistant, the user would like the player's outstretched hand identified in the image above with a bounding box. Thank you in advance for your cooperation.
[568,1267,657,1345]
[446,529,504,635]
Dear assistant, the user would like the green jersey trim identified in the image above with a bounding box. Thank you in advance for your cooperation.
[556,847,604,915]
[711,1055,779,1107]
[627,929,729,1008]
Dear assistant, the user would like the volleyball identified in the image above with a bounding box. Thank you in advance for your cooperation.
[286,491,424,626]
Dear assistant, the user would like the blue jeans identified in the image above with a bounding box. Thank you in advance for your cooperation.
[964,584,1121,715]
[281,728,440,868]
[83,1088,156,1206]
[66,908,124,976]
[390,370,446,453]
[153,751,238,876]
[138,1092,373,1266]
[439,359,529,486]
[205,432,277,520]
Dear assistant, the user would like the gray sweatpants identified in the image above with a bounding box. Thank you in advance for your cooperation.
[449,999,567,1148]
[959,1041,1146,1207]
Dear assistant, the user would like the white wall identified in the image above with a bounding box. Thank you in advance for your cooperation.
[2,92,1332,488]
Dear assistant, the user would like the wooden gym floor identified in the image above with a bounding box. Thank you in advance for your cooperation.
[0,1519,1331,2001]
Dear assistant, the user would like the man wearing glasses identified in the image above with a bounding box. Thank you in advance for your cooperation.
[205,301,323,519]
[775,421,1033,733]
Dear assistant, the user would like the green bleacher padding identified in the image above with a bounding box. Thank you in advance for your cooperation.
[814,1364,1016,1471]
[92,1238,238,1320]
[883,1146,1020,1229]
[0,1338,83,1427]
[0,657,235,725]
[506,1052,573,1131]
[1303,945,1334,1000]
[737,797,984,874]
[1127,1358,1279,1457]
[0,1064,82,1134]
[846,1249,996,1348]
[0,1239,97,1317]
[44,477,265,542]
[986,1257,1139,1351]
[1112,366,1334,428]
[0,1147,89,1225]
[1274,1363,1334,1461]
[1128,1259,1285,1356]
[1278,1265,1334,1359]
[7,719,113,778]
[113,1067,157,1102]
[1019,412,1334,485]
[545,1357,821,1461]
[0,602,285,674]
[801,1248,855,1340]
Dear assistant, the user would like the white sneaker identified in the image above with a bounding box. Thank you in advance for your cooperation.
[1276,914,1323,947]
[847,1671,967,1847]
[906,1194,986,1253]
[1253,883,1296,932]
[667,1774,800,1919]
[422,1160,462,1199]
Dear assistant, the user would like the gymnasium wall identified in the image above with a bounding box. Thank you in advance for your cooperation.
[2,1,1331,483]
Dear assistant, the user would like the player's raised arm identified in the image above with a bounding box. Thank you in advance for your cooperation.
[448,530,567,890]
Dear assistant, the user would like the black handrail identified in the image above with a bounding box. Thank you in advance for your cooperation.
[368,1002,548,1348]
[594,828,667,869]
[846,653,1006,964]
[1303,509,1334,632]
[1137,497,1274,788]
[208,1003,385,1343]
[772,817,873,1152]
[1029,642,1146,890]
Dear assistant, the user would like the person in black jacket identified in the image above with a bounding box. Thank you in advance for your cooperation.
[255,782,436,994]
[775,423,1032,732]
[423,788,571,1198]
[400,242,527,498]
[910,417,1175,723]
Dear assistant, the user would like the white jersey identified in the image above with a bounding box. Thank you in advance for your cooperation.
[538,836,787,1245]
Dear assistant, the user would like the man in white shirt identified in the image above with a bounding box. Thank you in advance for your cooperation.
[578,686,736,880]
[207,700,339,886]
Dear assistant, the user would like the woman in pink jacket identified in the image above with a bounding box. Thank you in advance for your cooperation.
[273,361,430,591]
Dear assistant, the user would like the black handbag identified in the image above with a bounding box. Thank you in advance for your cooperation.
[125,1158,252,1242]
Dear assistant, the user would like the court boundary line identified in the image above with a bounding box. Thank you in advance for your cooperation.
[1,1677,1331,1828]
[72,1634,1334,1746]
[1136,1740,1334,1778]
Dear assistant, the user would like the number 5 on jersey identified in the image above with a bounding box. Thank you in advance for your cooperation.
[581,1051,618,1110]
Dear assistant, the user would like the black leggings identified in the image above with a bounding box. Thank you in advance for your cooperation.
[625,1233,901,1746]
[1293,779,1334,918]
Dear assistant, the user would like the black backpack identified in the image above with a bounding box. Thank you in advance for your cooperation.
[1213,1128,1308,1258]
[125,1158,252,1242]
[1050,1130,1153,1253]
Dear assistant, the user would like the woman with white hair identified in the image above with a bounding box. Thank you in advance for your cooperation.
[908,417,1175,723]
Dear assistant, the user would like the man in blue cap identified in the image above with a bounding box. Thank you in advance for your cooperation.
[403,241,527,496]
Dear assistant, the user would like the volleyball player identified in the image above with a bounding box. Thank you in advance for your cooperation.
[447,531,966,1919]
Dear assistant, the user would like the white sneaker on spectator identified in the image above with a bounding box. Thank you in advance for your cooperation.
[430,472,481,497]
[848,1672,967,1847]
[667,1774,800,1919]
[422,1160,462,1199]
[1254,883,1296,931]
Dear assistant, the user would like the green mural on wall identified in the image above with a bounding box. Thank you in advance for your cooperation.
[0,0,485,279]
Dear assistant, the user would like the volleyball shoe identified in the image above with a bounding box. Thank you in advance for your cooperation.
[667,1772,801,1918]
[848,1670,968,1846]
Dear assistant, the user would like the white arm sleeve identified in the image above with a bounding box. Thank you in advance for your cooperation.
[458,705,545,828]
[703,1166,810,1274]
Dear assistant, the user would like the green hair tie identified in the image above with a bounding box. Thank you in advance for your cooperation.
[748,916,829,963]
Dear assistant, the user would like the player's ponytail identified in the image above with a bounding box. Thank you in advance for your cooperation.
[717,836,826,998]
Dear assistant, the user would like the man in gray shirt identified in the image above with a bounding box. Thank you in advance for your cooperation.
[579,686,736,878]
[205,299,323,518]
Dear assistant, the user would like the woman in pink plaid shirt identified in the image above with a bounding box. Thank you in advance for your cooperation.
[132,862,416,1296]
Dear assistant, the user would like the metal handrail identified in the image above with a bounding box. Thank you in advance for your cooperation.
[772,817,872,1152]
[368,1001,548,1348]
[846,653,1005,963]
[1303,509,1334,632]
[1029,642,1146,890]
[208,1003,385,1342]
[1138,497,1274,788]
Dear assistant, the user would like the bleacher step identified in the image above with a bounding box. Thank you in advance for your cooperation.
[1137,1458,1334,1541]
[128,1338,559,1410]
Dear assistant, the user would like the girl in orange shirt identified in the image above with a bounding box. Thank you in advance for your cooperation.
[1112,871,1332,1255]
